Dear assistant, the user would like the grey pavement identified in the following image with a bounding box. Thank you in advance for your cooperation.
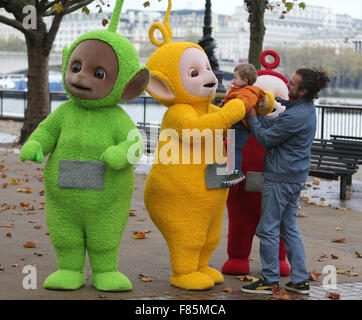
[1,120,362,300]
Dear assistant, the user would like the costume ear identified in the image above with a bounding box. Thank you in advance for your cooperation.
[121,68,150,101]
[147,74,175,100]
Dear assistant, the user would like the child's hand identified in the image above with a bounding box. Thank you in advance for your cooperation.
[246,108,257,118]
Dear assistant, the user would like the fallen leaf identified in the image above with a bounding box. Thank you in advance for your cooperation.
[306,184,312,187]
[335,227,344,231]
[0,165,7,171]
[6,232,12,238]
[355,251,362,259]
[137,218,146,222]
[300,196,309,201]
[318,202,329,207]
[139,274,152,282]
[308,271,321,281]
[99,294,106,299]
[272,287,296,300]
[2,183,8,188]
[0,265,4,271]
[332,237,346,243]
[337,269,345,274]
[39,189,45,196]
[129,209,136,217]
[320,197,326,201]
[306,201,316,205]
[1,173,7,178]
[143,1,150,8]
[10,177,16,184]
[344,269,358,277]
[317,254,328,262]
[133,231,146,239]
[223,288,232,293]
[346,194,351,200]
[28,220,36,224]
[335,207,347,211]
[298,211,307,217]
[313,179,320,185]
[143,229,151,233]
[0,224,14,228]
[11,264,19,267]
[331,254,338,259]
[24,242,36,248]
[34,225,42,230]
[326,292,340,300]
[237,275,259,282]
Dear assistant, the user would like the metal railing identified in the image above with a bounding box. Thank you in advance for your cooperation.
[1,90,362,140]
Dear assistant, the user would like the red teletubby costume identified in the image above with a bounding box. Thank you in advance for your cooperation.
[222,50,291,276]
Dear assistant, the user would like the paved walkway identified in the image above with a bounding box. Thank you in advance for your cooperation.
[1,120,362,301]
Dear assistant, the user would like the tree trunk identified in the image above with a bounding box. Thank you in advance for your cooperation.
[19,30,50,145]
[247,0,266,70]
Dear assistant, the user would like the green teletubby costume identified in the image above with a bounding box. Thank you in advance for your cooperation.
[19,0,149,291]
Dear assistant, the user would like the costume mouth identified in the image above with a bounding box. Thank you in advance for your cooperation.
[71,83,92,92]
[203,82,216,88]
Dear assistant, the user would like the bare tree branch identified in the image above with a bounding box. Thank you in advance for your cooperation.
[0,13,28,34]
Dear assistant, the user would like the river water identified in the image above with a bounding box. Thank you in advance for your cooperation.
[1,95,362,139]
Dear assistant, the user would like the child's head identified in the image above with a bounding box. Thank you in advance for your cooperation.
[233,64,258,87]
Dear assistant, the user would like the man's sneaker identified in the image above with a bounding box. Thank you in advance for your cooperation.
[221,170,245,187]
[241,278,279,295]
[285,281,310,295]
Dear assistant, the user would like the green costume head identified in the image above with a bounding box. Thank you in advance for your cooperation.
[62,0,150,108]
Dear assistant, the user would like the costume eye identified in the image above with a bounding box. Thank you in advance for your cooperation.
[190,69,199,78]
[71,62,82,73]
[94,68,106,80]
[206,66,211,71]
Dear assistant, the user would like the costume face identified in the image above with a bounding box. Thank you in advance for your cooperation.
[179,47,218,98]
[233,71,248,87]
[254,74,288,118]
[65,40,119,100]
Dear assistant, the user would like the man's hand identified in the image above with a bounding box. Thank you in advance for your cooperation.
[246,108,257,118]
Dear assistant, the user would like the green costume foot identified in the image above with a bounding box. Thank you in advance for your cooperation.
[198,266,224,284]
[170,272,214,290]
[92,272,133,292]
[44,270,86,290]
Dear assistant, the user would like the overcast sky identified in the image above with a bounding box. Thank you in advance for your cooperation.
[98,0,362,19]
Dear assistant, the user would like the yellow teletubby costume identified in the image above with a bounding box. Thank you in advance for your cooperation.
[144,0,273,291]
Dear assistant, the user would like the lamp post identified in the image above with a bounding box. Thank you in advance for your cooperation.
[198,0,225,92]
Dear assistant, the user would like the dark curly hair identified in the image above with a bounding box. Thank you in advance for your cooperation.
[296,67,330,101]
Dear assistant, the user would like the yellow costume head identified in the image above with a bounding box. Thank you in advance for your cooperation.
[146,0,218,107]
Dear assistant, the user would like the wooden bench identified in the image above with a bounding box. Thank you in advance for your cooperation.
[309,138,362,200]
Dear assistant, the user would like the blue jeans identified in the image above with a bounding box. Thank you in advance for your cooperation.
[256,180,308,284]
[231,122,250,171]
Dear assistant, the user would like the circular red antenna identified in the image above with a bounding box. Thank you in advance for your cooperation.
[260,50,280,70]
[258,50,288,84]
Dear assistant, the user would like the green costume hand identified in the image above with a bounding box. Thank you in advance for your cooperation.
[101,145,128,170]
[19,140,44,163]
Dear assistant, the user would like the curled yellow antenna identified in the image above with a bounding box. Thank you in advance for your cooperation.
[149,0,173,47]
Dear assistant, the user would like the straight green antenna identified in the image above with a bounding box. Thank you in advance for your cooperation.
[108,0,124,33]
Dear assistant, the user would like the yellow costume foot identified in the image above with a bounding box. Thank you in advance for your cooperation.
[170,272,214,290]
[198,266,224,284]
